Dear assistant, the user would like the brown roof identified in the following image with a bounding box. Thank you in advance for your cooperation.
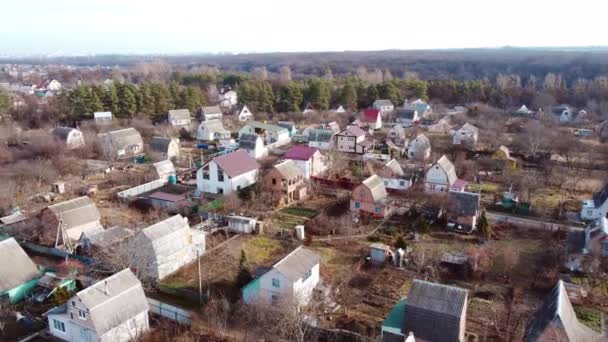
[213,149,259,178]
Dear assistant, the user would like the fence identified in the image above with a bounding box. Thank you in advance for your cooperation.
[311,176,355,190]
[147,297,192,325]
[117,178,168,201]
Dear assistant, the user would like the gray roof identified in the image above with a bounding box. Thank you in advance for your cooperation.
[201,106,222,115]
[83,227,134,248]
[410,134,431,151]
[140,214,190,242]
[150,137,177,153]
[273,246,321,282]
[168,109,191,122]
[363,175,388,202]
[273,160,301,179]
[277,121,296,131]
[435,155,457,185]
[448,191,480,216]
[199,119,229,133]
[75,269,148,337]
[374,99,394,107]
[152,160,176,179]
[0,238,40,292]
[385,159,405,177]
[552,105,571,116]
[47,196,101,232]
[395,108,417,120]
[52,127,77,141]
[308,129,333,142]
[402,279,468,342]
[97,128,143,150]
[239,133,261,150]
[524,280,602,342]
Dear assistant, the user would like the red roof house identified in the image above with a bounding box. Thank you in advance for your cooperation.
[362,108,382,129]
[284,145,327,179]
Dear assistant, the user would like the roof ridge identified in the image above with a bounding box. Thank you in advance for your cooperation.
[273,245,304,269]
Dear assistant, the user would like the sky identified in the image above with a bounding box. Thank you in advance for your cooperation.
[1,0,607,55]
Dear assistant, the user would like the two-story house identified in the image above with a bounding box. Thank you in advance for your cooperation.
[452,123,479,149]
[237,105,253,122]
[361,108,382,129]
[46,269,150,342]
[335,125,372,154]
[263,160,307,205]
[196,149,259,195]
[200,106,223,121]
[283,145,327,179]
[580,183,608,221]
[351,175,390,218]
[167,109,192,129]
[425,155,466,193]
[242,246,321,307]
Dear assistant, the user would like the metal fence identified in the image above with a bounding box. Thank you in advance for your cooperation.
[147,297,192,325]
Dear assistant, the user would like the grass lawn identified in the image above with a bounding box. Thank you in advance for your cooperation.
[271,212,309,231]
[280,206,319,218]
[242,236,284,264]
[469,182,501,194]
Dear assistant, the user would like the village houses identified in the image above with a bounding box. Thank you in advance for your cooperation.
[200,105,223,121]
[404,99,432,118]
[407,133,431,161]
[452,123,479,149]
[446,191,481,234]
[242,246,321,307]
[351,175,391,218]
[263,160,307,205]
[150,136,180,160]
[370,159,413,191]
[335,125,372,154]
[219,88,238,107]
[97,128,144,160]
[394,108,419,126]
[52,127,85,149]
[552,104,574,123]
[425,155,466,192]
[283,145,327,179]
[239,133,267,159]
[46,269,150,342]
[167,109,192,129]
[307,129,334,150]
[196,149,259,195]
[239,121,290,147]
[41,196,104,248]
[151,160,176,180]
[492,145,518,169]
[197,119,231,141]
[0,238,41,304]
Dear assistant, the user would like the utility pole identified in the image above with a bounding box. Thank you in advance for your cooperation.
[197,250,202,306]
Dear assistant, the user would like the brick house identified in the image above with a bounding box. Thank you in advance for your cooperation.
[263,160,307,205]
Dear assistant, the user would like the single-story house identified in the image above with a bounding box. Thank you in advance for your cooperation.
[373,99,394,114]
[407,134,431,161]
[197,119,231,141]
[227,215,258,234]
[78,227,134,255]
[446,191,481,234]
[239,122,290,147]
[452,123,479,149]
[239,133,268,159]
[492,145,518,169]
[283,145,327,179]
[200,105,223,121]
[369,243,394,264]
[52,127,85,149]
[362,108,382,129]
[0,238,41,304]
[370,159,413,191]
[41,196,104,247]
[151,160,176,180]
[395,108,419,126]
[97,128,144,160]
[308,129,334,150]
[167,109,192,129]
[150,136,180,160]
[196,149,259,195]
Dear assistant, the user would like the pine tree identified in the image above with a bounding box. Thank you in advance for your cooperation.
[236,250,252,288]
[478,210,492,240]
[306,78,330,111]
[366,85,379,106]
[104,84,120,115]
[340,80,358,110]
[116,83,137,118]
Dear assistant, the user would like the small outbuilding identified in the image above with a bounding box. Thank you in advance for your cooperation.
[52,127,85,149]
[0,238,42,304]
[150,136,180,160]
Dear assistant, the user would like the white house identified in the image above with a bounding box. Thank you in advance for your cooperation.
[408,134,431,161]
[425,155,459,193]
[197,120,231,141]
[227,215,258,234]
[94,111,112,123]
[238,122,290,147]
[242,246,321,307]
[552,105,574,123]
[46,269,149,342]
[52,127,85,149]
[330,105,346,113]
[373,99,394,115]
[219,89,238,107]
[283,145,327,179]
[581,183,608,221]
[151,160,176,180]
[196,149,259,195]
[46,80,62,92]
[237,105,253,122]
[150,136,180,160]
[395,108,420,126]
[362,108,382,130]
[377,159,413,191]
[239,134,268,159]
[335,125,372,154]
[308,129,334,150]
[452,123,479,148]
[200,105,223,121]
[167,109,192,129]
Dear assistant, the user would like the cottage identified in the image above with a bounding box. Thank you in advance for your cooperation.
[78,227,134,255]
[452,123,479,149]
[41,196,104,247]
[492,145,518,169]
[388,124,406,140]
[427,117,453,134]
[94,111,112,123]
[196,149,259,195]
[151,160,176,180]
[407,134,431,161]
[264,160,307,205]
[46,269,150,342]
[0,238,41,304]
[237,105,253,121]
[197,119,231,141]
[239,133,268,159]
[335,125,372,154]
[219,89,238,107]
[130,215,203,281]
[425,155,463,192]
[242,246,321,307]
[371,159,413,191]
[284,145,327,179]
[239,122,290,147]
[351,175,390,218]
[97,128,144,160]
[52,127,85,149]
[150,136,180,160]
[406,99,432,118]
[362,108,383,129]
[580,183,608,220]
[373,99,394,114]
[552,105,574,123]
[200,105,223,121]
[446,191,481,234]
[395,108,419,126]
[167,109,192,129]
[524,280,602,342]
[382,279,468,342]
[46,79,62,92]
[227,215,258,234]
[308,129,334,150]
[564,217,608,272]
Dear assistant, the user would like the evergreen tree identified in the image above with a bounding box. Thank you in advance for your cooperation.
[305,78,330,111]
[104,84,120,115]
[116,83,137,118]
[259,81,274,113]
[236,250,253,288]
[340,80,358,110]
[168,81,180,108]
[366,84,379,106]
[478,210,492,240]
[276,81,303,112]
[180,86,203,113]
[379,82,401,105]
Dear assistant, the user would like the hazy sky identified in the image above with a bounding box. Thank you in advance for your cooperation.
[1,0,606,55]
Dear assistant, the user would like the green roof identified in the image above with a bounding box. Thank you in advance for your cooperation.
[383,298,406,329]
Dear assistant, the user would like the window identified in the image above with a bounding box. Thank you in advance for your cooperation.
[272,178,276,185]
[271,294,279,305]
[272,278,280,288]
[72,301,75,306]
[53,319,66,332]
[237,185,241,191]
[384,181,388,186]
[354,202,360,209]
[303,269,312,281]
[217,169,224,182]
[78,310,86,319]
[400,181,405,186]
[375,207,381,213]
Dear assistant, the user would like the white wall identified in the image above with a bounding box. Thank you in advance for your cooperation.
[197,161,258,195]
[99,311,149,342]
[384,178,411,191]
[425,166,449,192]
[292,263,320,306]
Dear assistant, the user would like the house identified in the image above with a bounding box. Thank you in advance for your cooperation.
[46,79,62,92]
[388,124,406,140]
[150,136,180,160]
[302,103,316,115]
[369,243,394,264]
[330,105,346,113]
[371,159,413,191]
[41,196,104,247]
[407,134,431,161]
[52,127,85,149]
[492,145,518,169]
[564,217,608,272]
[130,215,203,281]
[513,105,536,116]
[361,108,382,129]
[395,108,419,126]
[373,99,394,114]
[264,160,307,205]
[237,105,253,121]
[97,128,144,160]
[308,129,334,150]
[452,123,479,149]
[428,117,453,134]
[284,145,327,179]
[335,125,372,154]
[446,191,481,234]
[219,89,238,107]
[382,279,468,342]
[242,246,321,307]
[552,105,574,123]
[78,227,134,255]
[0,238,41,304]
[94,111,112,123]
[197,119,231,141]
[321,121,341,134]
[351,175,391,218]
[524,280,602,342]
[196,149,259,195]
[46,269,150,342]
[277,121,298,137]
[200,105,223,121]
[167,109,191,129]
[425,156,463,192]
[406,99,432,118]
[580,183,608,220]
[239,122,290,147]
[227,215,258,234]
[239,133,268,159]
[151,160,176,180]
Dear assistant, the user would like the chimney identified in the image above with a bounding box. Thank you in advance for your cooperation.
[104,280,109,296]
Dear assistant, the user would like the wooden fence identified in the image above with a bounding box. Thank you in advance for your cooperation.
[147,297,192,325]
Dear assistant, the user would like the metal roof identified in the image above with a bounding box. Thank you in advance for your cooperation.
[152,160,176,179]
[385,159,405,177]
[97,128,143,150]
[448,191,480,217]
[52,127,77,141]
[201,106,222,114]
[168,109,191,122]
[199,119,229,133]
[273,246,321,282]
[148,191,186,203]
[243,121,289,134]
[410,134,431,151]
[239,134,262,150]
[83,227,134,248]
[140,214,190,242]
[273,160,302,179]
[47,196,102,232]
[150,137,177,153]
[363,175,388,202]
[284,145,319,161]
[308,129,333,142]
[0,238,40,293]
[435,155,457,185]
[213,149,259,177]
